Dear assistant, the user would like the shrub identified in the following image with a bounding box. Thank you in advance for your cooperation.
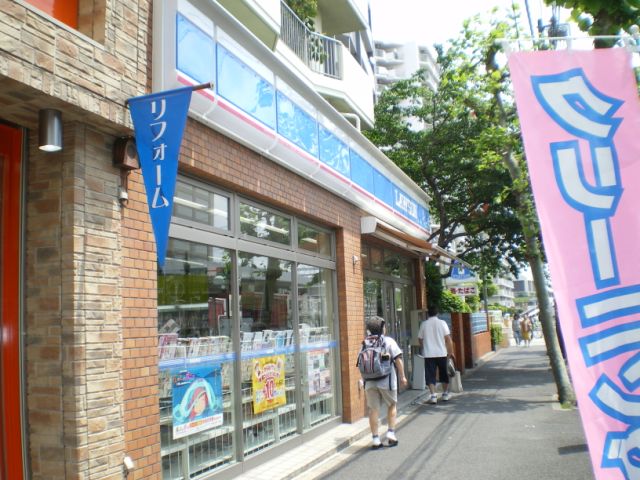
[441,289,471,313]
[490,323,504,347]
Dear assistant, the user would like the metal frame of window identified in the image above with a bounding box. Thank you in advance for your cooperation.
[172,176,235,236]
[296,221,335,260]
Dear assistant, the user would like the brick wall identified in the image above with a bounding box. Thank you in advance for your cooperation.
[26,124,128,480]
[0,1,149,130]
[120,165,161,479]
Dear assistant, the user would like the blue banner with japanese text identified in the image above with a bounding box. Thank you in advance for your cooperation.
[128,86,192,266]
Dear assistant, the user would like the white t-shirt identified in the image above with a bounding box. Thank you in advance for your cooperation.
[418,316,450,358]
[363,335,403,391]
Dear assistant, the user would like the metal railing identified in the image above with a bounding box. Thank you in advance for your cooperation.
[280,1,341,79]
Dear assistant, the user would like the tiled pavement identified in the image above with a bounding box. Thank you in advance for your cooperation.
[233,345,514,480]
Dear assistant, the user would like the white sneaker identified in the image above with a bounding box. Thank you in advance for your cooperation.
[428,394,437,404]
[442,392,450,401]
[371,436,383,449]
[386,430,398,447]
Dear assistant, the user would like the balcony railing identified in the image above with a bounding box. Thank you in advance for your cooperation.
[280,1,341,79]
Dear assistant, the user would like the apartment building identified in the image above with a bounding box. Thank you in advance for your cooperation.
[0,1,440,479]
[514,277,539,311]
[489,274,515,309]
[373,40,439,96]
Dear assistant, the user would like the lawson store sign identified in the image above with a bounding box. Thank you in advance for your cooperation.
[152,0,430,238]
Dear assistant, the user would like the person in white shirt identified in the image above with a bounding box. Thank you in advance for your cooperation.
[418,305,454,404]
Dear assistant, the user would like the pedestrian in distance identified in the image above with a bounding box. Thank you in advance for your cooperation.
[418,305,454,405]
[358,316,408,449]
[520,315,533,347]
[512,313,522,346]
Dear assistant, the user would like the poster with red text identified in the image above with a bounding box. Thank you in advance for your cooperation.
[252,355,286,414]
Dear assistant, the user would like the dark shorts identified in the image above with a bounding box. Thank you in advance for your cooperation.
[424,356,449,385]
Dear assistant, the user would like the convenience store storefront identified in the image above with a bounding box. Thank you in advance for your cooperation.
[0,1,434,479]
[148,1,431,476]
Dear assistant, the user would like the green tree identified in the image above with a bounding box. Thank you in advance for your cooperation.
[367,7,575,404]
[474,11,575,404]
[285,0,318,28]
[547,0,639,47]
[424,261,444,310]
[366,61,525,279]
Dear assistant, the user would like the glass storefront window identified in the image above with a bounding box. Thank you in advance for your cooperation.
[238,253,296,455]
[159,181,338,478]
[363,278,383,319]
[239,203,291,246]
[297,223,332,257]
[398,256,412,279]
[298,264,336,427]
[158,239,236,479]
[370,246,383,272]
[174,181,230,230]
[384,251,413,278]
[360,244,370,270]
[384,254,401,277]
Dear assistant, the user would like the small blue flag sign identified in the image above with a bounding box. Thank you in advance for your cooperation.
[128,86,193,267]
[450,261,474,280]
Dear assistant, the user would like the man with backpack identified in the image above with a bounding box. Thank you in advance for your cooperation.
[357,316,407,449]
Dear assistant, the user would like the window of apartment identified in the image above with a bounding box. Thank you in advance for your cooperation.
[24,0,106,42]
[158,178,338,478]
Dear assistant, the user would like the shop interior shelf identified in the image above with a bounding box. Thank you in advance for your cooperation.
[160,425,234,457]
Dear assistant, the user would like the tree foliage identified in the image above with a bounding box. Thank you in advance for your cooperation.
[424,261,444,310]
[286,0,318,30]
[365,27,527,278]
[547,0,639,47]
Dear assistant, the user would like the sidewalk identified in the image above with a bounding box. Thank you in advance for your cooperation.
[308,340,592,480]
[234,349,501,480]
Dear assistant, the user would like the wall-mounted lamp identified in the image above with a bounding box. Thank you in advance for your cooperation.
[352,255,360,266]
[38,109,63,152]
[113,137,140,207]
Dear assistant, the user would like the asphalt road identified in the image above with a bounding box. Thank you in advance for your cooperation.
[306,345,594,480]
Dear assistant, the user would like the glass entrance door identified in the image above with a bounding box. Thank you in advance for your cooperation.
[384,284,413,381]
[364,279,414,380]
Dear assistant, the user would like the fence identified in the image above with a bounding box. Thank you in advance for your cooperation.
[280,1,341,79]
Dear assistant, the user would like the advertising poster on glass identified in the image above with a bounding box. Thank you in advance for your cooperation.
[172,365,223,439]
[308,349,332,396]
[252,355,286,414]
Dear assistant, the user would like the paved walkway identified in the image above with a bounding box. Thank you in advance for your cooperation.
[236,340,594,480]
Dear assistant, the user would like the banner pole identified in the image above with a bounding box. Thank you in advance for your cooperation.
[125,81,214,106]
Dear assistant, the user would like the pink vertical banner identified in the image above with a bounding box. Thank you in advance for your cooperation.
[508,48,640,480]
